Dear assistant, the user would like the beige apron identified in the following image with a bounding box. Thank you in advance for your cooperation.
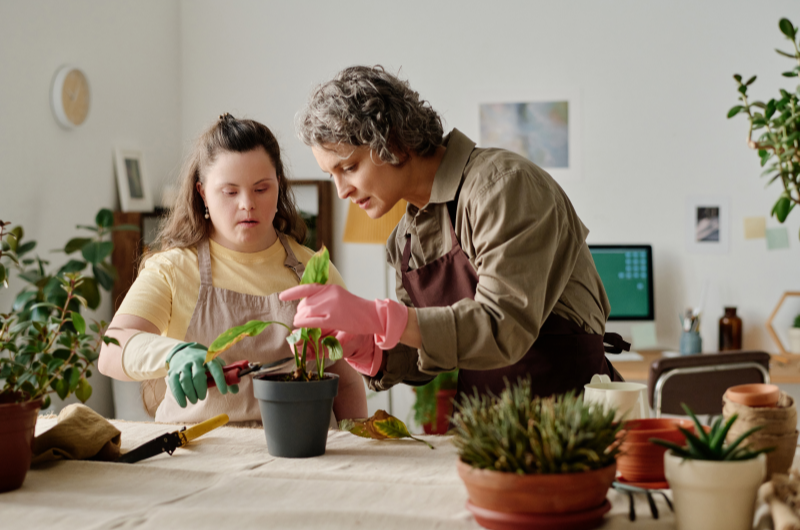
[153,234,305,424]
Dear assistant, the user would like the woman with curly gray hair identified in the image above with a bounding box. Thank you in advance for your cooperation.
[283,65,627,404]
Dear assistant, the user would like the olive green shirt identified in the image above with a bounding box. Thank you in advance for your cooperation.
[366,129,611,391]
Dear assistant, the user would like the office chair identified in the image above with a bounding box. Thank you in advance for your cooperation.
[647,351,771,418]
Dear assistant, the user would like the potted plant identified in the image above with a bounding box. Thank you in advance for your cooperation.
[206,247,342,458]
[789,315,800,354]
[412,370,458,434]
[615,418,695,485]
[728,18,800,236]
[0,210,128,492]
[651,404,772,530]
[452,379,621,530]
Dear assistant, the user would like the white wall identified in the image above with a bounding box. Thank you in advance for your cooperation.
[0,0,181,416]
[179,0,800,362]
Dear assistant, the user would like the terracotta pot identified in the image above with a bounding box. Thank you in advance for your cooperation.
[725,384,780,408]
[456,458,616,514]
[423,389,457,435]
[0,398,43,493]
[616,418,694,483]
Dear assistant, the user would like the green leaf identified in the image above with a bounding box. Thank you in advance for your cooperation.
[727,105,743,118]
[67,367,81,392]
[75,277,100,310]
[745,75,757,86]
[322,336,343,361]
[773,196,792,223]
[0,264,5,286]
[777,48,798,59]
[17,241,36,257]
[47,358,65,372]
[722,425,765,459]
[341,410,434,449]
[76,225,99,233]
[207,320,291,359]
[779,18,796,39]
[95,209,114,229]
[286,328,303,345]
[58,259,87,275]
[70,311,86,335]
[64,238,91,254]
[733,74,742,83]
[300,246,329,285]
[783,71,799,78]
[41,395,51,410]
[75,378,92,403]
[80,241,113,265]
[54,378,69,400]
[92,264,115,291]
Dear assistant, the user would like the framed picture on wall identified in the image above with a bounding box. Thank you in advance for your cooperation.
[685,195,730,254]
[114,147,154,212]
[475,88,582,182]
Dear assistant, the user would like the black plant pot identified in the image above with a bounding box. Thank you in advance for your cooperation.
[252,373,339,458]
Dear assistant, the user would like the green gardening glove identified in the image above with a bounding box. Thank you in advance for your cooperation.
[166,342,239,408]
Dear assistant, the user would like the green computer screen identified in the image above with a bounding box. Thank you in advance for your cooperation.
[589,246,654,320]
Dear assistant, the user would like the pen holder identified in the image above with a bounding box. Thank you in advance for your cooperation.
[680,331,702,356]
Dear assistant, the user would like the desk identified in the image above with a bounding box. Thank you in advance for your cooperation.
[612,350,800,384]
[2,418,674,530]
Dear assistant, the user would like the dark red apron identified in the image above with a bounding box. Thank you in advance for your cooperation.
[401,214,627,402]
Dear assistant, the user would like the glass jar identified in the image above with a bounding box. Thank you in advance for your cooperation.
[718,307,742,351]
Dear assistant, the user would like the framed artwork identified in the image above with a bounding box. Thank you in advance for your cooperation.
[477,88,582,182]
[290,179,335,262]
[685,195,730,254]
[114,148,153,212]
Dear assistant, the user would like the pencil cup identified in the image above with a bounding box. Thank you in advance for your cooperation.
[680,331,702,355]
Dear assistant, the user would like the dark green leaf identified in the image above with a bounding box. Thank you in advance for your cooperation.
[54,378,69,400]
[779,18,796,39]
[773,196,793,223]
[75,277,100,309]
[58,259,87,275]
[64,238,92,254]
[95,209,114,229]
[783,71,799,78]
[70,311,86,335]
[727,106,743,118]
[745,75,757,86]
[92,264,115,291]
[76,225,98,233]
[777,49,798,59]
[322,336,343,361]
[17,241,36,256]
[41,395,51,410]
[733,74,742,83]
[75,378,92,403]
[80,241,113,265]
[0,264,5,286]
[102,336,120,347]
[47,358,65,372]
[766,100,776,119]
[18,271,43,285]
[738,85,748,95]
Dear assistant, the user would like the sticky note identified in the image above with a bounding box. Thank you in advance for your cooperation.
[631,322,658,350]
[743,217,766,239]
[766,227,790,250]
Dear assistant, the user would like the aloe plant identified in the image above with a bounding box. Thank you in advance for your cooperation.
[206,246,342,381]
[451,379,623,474]
[650,403,773,461]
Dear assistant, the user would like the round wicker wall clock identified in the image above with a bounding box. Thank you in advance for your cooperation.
[51,65,90,128]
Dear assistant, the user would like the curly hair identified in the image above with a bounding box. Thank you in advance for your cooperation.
[295,65,444,164]
[146,114,306,263]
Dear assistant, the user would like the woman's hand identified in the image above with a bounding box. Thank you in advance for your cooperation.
[279,284,408,350]
[166,343,238,408]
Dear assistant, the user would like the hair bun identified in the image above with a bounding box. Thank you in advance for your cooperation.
[218,112,234,121]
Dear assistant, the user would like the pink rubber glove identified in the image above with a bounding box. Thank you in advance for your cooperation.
[279,284,408,350]
[336,331,383,377]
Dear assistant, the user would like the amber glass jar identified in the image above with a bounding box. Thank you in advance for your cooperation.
[718,307,742,351]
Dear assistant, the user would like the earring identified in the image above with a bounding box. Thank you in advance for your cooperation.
[204,206,210,220]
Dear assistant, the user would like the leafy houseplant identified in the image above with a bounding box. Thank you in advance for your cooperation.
[0,210,131,492]
[206,246,343,458]
[652,404,771,530]
[412,370,457,434]
[790,314,800,354]
[452,379,621,520]
[728,18,800,235]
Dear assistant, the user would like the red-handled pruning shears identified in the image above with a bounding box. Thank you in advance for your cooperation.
[206,356,294,388]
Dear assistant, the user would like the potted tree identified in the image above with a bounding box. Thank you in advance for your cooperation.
[452,379,621,530]
[206,247,342,458]
[651,404,772,530]
[412,370,458,434]
[0,211,128,492]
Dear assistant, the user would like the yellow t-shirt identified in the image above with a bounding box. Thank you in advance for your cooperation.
[116,237,345,340]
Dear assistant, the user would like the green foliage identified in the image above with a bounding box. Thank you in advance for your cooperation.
[340,409,434,449]
[412,370,458,427]
[730,18,800,236]
[650,403,773,461]
[452,379,622,474]
[794,314,800,328]
[208,246,341,381]
[0,210,131,404]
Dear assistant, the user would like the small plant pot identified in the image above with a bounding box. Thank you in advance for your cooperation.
[456,458,616,514]
[725,383,780,408]
[0,398,43,493]
[664,452,766,530]
[422,389,457,435]
[616,418,694,483]
[789,328,800,354]
[252,373,338,458]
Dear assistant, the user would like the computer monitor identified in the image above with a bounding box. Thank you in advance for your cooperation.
[588,245,654,321]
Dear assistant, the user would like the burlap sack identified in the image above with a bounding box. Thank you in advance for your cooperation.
[724,392,798,479]
[31,404,121,465]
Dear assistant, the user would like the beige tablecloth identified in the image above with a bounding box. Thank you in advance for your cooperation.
[1,417,675,530]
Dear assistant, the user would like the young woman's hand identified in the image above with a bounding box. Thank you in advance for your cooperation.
[166,342,239,407]
[279,284,408,350]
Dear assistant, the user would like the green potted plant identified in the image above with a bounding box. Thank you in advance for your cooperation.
[452,379,621,529]
[651,403,772,530]
[0,210,130,492]
[412,370,457,434]
[206,246,342,458]
[728,18,800,236]
[789,314,800,354]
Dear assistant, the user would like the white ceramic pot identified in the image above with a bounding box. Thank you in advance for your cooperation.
[788,328,800,354]
[664,452,766,530]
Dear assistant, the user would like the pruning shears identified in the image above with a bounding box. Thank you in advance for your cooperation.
[206,356,294,388]
[118,413,229,464]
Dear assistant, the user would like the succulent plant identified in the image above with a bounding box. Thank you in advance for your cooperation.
[650,403,774,461]
[451,378,623,474]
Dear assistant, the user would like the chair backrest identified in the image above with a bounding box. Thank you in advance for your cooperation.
[647,351,771,417]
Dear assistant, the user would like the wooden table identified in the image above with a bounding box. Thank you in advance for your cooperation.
[613,350,800,384]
